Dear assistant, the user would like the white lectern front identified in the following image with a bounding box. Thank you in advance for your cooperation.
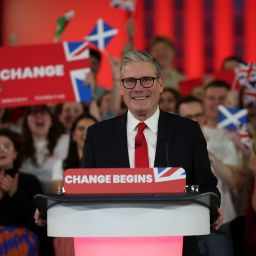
[35,192,219,256]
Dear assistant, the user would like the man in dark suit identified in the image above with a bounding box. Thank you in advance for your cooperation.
[35,50,223,254]
[80,50,223,256]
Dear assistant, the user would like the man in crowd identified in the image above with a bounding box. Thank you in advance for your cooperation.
[177,88,240,256]
[149,36,185,91]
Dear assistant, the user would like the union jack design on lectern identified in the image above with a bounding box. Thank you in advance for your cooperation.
[153,167,186,183]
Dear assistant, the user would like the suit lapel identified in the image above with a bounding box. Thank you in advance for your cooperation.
[154,111,176,167]
[113,113,130,168]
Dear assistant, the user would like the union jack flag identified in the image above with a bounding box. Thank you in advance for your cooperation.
[237,124,252,150]
[218,105,248,131]
[111,0,136,12]
[85,19,118,50]
[70,68,93,102]
[243,89,256,107]
[153,167,186,183]
[62,42,92,102]
[63,41,90,62]
[234,63,256,91]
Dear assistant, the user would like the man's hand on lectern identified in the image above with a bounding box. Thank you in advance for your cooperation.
[212,208,224,230]
[34,209,47,226]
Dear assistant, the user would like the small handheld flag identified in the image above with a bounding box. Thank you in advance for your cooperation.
[243,89,256,107]
[237,124,252,150]
[85,19,118,50]
[55,10,75,41]
[218,105,248,131]
[234,63,256,91]
[111,0,136,12]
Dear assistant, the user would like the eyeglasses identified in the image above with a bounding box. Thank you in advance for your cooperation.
[121,76,158,89]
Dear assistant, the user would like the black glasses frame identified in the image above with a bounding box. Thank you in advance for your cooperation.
[121,76,159,89]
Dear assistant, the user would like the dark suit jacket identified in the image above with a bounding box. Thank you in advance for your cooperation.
[81,110,220,256]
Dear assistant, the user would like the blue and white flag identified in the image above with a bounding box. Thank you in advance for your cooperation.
[85,19,118,50]
[218,105,248,131]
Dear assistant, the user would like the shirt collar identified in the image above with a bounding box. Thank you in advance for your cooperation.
[127,108,160,135]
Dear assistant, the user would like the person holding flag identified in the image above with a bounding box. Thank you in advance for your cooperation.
[201,79,248,256]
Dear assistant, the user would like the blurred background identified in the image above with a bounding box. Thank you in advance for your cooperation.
[1,0,256,79]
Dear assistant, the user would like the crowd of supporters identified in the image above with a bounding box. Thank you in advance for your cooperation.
[0,35,256,256]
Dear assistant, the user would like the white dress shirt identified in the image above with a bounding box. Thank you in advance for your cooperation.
[127,108,160,168]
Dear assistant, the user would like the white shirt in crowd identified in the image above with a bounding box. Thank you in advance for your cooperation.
[202,126,240,224]
[20,134,69,193]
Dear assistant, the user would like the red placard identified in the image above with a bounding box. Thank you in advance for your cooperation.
[64,168,186,195]
[0,42,91,108]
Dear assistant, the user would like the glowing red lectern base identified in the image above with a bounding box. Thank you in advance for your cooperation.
[74,237,183,256]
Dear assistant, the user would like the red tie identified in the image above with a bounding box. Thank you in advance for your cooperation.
[135,122,149,168]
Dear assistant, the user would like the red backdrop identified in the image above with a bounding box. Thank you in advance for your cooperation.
[1,0,256,80]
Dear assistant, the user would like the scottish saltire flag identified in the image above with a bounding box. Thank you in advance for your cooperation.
[85,19,118,50]
[111,0,136,12]
[153,167,186,183]
[234,63,256,90]
[237,124,252,150]
[63,41,90,62]
[243,89,256,107]
[70,68,93,102]
[218,105,248,131]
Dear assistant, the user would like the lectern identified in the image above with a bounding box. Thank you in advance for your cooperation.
[35,168,219,256]
[35,192,219,256]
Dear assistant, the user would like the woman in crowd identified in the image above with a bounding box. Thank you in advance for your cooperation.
[20,105,68,194]
[0,129,53,255]
[159,88,180,113]
[64,113,97,170]
[54,102,84,134]
[54,113,97,256]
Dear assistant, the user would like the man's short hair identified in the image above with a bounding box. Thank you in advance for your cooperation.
[176,95,203,114]
[120,50,161,77]
[204,80,230,92]
[148,36,176,52]
[221,55,245,68]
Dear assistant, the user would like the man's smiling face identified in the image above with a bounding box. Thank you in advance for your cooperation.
[120,60,163,121]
